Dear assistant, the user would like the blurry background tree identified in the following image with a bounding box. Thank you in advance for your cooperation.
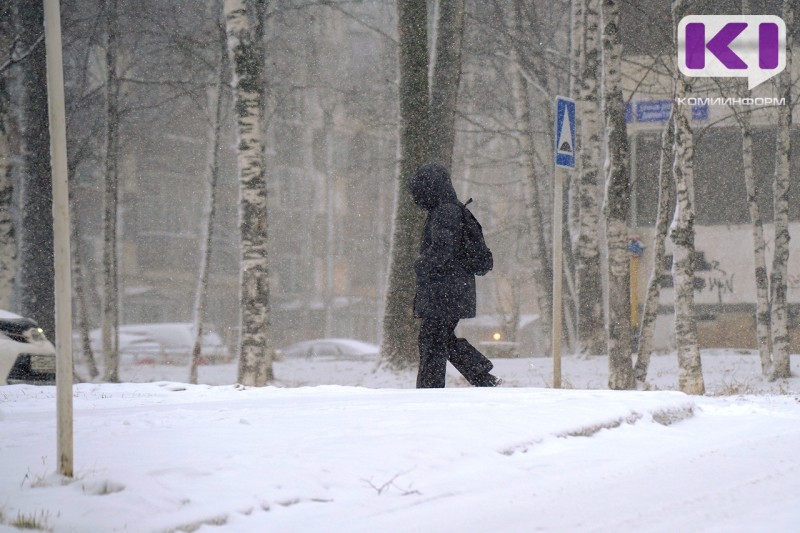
[191,1,229,385]
[0,4,19,311]
[770,0,793,380]
[8,1,56,341]
[102,0,121,382]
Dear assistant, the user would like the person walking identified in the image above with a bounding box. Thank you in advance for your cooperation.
[410,162,500,388]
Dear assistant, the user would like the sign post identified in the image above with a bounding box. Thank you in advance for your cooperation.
[553,96,575,389]
[44,0,74,478]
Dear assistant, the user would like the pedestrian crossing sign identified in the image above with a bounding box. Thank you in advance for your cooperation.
[555,96,576,168]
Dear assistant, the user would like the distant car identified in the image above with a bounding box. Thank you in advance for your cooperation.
[277,338,379,361]
[87,323,230,364]
[0,310,56,386]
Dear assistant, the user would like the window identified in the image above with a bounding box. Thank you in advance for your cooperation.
[633,126,800,226]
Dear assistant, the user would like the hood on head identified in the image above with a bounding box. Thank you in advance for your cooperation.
[410,162,458,211]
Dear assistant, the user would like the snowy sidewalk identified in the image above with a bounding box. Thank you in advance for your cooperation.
[2,384,799,532]
[3,384,691,531]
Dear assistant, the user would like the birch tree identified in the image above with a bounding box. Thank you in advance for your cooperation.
[190,8,227,385]
[669,0,704,395]
[769,0,793,380]
[601,0,633,389]
[381,0,430,369]
[575,0,605,356]
[740,109,772,375]
[507,3,553,354]
[102,0,121,382]
[9,1,56,341]
[224,0,273,386]
[733,0,771,376]
[634,117,673,384]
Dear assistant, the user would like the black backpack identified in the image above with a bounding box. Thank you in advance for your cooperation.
[456,198,493,276]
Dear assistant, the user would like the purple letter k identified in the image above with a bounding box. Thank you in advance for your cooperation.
[686,22,748,70]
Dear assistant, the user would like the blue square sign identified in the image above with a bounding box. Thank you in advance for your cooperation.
[555,96,576,168]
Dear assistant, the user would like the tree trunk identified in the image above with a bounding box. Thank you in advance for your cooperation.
[601,0,633,389]
[381,0,429,370]
[429,0,465,169]
[634,117,673,384]
[71,205,99,379]
[10,1,56,341]
[567,0,584,259]
[734,0,771,379]
[741,110,772,376]
[224,0,273,387]
[669,0,704,395]
[0,125,16,309]
[190,12,227,385]
[576,0,605,356]
[508,14,553,355]
[770,0,793,380]
[101,0,120,382]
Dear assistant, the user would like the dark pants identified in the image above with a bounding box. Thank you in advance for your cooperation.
[417,317,493,388]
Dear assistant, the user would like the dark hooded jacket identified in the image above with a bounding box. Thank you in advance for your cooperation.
[410,163,476,319]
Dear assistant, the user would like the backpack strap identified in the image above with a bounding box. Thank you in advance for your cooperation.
[455,199,471,260]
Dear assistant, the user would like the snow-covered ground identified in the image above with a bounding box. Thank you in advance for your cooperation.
[1,351,798,532]
[89,348,800,395]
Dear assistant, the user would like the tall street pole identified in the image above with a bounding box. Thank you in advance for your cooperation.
[44,0,74,478]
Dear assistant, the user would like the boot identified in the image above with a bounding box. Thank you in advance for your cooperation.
[449,338,496,386]
[473,372,501,387]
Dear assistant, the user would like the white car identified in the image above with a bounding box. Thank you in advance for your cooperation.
[86,323,230,364]
[0,310,57,385]
[276,338,380,361]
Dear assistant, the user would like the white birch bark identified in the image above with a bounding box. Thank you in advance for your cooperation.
[634,117,673,384]
[225,0,273,386]
[101,0,120,382]
[736,0,772,378]
[190,11,227,385]
[381,0,429,370]
[601,0,633,389]
[770,0,793,380]
[576,0,605,356]
[669,0,704,395]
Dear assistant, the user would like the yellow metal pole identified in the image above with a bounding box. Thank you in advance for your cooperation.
[628,237,644,341]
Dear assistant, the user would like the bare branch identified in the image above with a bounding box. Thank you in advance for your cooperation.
[0,33,45,74]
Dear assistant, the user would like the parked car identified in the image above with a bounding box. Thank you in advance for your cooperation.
[276,338,379,361]
[86,323,230,364]
[0,310,56,386]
